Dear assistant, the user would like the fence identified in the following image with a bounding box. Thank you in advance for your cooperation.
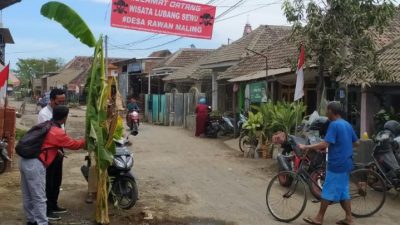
[145,92,205,129]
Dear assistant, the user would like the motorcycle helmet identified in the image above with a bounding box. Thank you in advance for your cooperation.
[309,116,330,137]
[383,120,400,136]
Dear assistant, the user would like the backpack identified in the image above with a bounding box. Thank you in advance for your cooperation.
[16,121,54,159]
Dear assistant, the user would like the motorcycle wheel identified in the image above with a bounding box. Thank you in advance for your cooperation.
[129,120,134,131]
[0,156,6,174]
[111,176,138,209]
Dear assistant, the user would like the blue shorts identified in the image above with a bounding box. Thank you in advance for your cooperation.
[321,170,350,202]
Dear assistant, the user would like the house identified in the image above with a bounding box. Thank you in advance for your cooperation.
[113,50,171,105]
[223,36,326,114]
[152,48,213,94]
[36,56,125,102]
[67,57,125,94]
[200,24,292,112]
[333,9,400,135]
[162,50,214,98]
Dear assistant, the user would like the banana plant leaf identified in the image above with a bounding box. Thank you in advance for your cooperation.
[41,1,96,48]
[85,37,115,170]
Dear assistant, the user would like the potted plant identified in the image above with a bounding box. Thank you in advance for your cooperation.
[242,112,264,158]
[253,101,306,158]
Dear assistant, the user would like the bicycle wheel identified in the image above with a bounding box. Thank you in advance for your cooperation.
[266,171,307,222]
[309,168,325,200]
[350,168,386,218]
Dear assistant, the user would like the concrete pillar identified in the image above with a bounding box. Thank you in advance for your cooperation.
[360,90,368,135]
[212,71,218,110]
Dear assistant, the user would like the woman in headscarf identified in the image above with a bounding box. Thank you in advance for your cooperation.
[195,97,208,137]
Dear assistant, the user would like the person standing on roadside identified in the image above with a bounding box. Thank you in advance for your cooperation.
[298,102,358,225]
[21,106,85,225]
[37,88,66,221]
[195,97,209,137]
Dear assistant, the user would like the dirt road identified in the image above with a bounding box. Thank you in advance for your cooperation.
[1,101,400,224]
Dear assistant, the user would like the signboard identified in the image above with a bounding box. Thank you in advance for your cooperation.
[249,82,267,103]
[128,62,142,73]
[111,0,216,39]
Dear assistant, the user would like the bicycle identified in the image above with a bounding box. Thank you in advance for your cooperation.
[266,149,387,223]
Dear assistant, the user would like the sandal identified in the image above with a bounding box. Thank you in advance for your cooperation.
[303,217,322,225]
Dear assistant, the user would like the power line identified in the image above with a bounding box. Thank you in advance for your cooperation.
[216,0,249,19]
[109,34,159,47]
[109,37,183,51]
[216,2,281,22]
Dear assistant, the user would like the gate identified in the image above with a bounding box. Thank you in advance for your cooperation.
[145,95,168,125]
[145,91,205,127]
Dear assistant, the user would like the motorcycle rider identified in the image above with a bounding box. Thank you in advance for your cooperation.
[126,97,140,125]
[127,97,140,112]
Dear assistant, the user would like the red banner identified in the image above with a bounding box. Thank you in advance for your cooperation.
[111,0,216,39]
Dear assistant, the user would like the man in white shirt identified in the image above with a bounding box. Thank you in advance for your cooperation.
[37,88,66,221]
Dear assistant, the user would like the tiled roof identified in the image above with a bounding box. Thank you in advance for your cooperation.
[163,52,213,81]
[377,39,400,81]
[49,56,126,87]
[153,48,213,69]
[372,8,400,50]
[219,36,299,80]
[201,25,291,66]
[340,8,400,84]
[148,49,172,58]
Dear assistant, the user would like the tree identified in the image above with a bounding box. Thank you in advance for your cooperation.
[41,2,123,224]
[282,0,396,107]
[14,58,64,88]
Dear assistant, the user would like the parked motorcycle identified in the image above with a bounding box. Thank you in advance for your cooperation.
[366,120,400,191]
[237,112,247,135]
[81,137,138,209]
[127,110,139,136]
[0,139,10,174]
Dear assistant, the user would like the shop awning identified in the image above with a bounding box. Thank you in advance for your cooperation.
[0,0,21,10]
[228,68,292,83]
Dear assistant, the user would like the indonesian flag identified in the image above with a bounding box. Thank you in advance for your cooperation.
[0,64,10,106]
[294,46,305,101]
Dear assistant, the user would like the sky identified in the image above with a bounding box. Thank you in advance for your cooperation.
[3,0,289,70]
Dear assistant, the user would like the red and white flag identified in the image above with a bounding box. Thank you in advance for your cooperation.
[0,64,10,106]
[294,46,305,101]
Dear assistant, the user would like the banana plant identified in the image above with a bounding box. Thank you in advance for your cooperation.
[41,2,123,224]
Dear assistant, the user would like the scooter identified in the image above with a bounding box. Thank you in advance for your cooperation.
[237,112,248,135]
[127,110,139,136]
[0,139,10,174]
[81,137,138,209]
